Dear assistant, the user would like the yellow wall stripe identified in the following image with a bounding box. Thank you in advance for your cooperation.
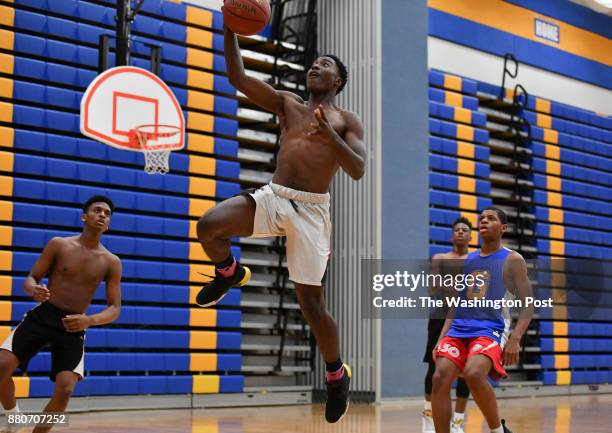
[457,158,475,176]
[0,151,14,172]
[428,0,611,66]
[187,70,214,91]
[186,48,213,70]
[192,375,220,394]
[189,264,216,283]
[190,331,217,349]
[546,175,561,191]
[550,240,565,256]
[188,198,215,218]
[545,144,560,160]
[189,221,198,240]
[553,321,568,336]
[187,111,215,133]
[186,6,213,28]
[0,275,10,296]
[190,308,216,327]
[0,102,13,123]
[0,30,14,51]
[0,78,13,99]
[547,192,562,207]
[549,224,564,240]
[13,377,29,398]
[186,27,213,49]
[549,208,563,223]
[189,155,216,176]
[537,113,552,129]
[0,226,12,246]
[189,177,216,198]
[505,88,515,100]
[0,300,11,321]
[453,107,472,124]
[543,128,559,144]
[189,286,200,305]
[0,251,11,271]
[444,91,463,107]
[443,74,462,92]
[0,54,14,75]
[190,354,217,372]
[187,90,215,112]
[0,6,14,27]
[556,371,571,386]
[546,160,561,176]
[0,326,10,342]
[456,141,474,159]
[189,242,210,262]
[553,337,569,352]
[536,98,551,114]
[461,212,478,229]
[187,133,215,154]
[458,176,475,193]
[0,201,13,221]
[0,126,14,149]
[459,194,477,211]
[554,355,569,369]
[456,124,474,141]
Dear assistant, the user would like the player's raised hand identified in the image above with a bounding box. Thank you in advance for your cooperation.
[308,105,335,142]
[32,284,51,302]
[62,314,93,333]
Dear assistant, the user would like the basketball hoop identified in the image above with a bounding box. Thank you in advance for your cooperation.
[129,124,181,174]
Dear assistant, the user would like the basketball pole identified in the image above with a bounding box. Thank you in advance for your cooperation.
[116,0,132,67]
[100,0,159,75]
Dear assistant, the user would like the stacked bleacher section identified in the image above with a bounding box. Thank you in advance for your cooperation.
[428,70,492,256]
[430,68,612,389]
[0,0,310,401]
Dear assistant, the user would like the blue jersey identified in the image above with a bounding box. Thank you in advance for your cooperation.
[447,247,512,343]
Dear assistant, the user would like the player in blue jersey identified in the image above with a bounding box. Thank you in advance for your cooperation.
[431,208,533,433]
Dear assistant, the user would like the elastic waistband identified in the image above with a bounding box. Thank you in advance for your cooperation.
[269,182,330,204]
[37,302,78,317]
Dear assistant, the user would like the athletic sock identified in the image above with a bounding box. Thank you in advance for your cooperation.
[215,255,237,277]
[325,359,344,382]
[491,425,504,433]
[424,400,432,412]
[453,412,465,422]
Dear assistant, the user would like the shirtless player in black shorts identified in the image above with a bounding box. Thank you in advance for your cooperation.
[0,195,121,433]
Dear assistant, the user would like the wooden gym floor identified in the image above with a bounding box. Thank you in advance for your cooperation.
[34,393,611,433]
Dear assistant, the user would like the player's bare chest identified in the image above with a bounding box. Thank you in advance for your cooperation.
[54,246,108,281]
[284,105,345,135]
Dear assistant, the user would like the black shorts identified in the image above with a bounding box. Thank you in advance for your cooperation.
[0,302,85,381]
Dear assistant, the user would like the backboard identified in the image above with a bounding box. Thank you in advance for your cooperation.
[80,66,185,152]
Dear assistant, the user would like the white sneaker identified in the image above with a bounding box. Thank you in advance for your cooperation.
[422,410,435,433]
[450,416,465,433]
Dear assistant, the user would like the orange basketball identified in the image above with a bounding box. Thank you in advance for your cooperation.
[223,0,271,36]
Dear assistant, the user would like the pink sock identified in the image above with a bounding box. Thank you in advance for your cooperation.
[217,258,237,277]
[326,366,345,383]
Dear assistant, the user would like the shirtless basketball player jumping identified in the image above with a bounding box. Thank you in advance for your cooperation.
[0,195,121,433]
[196,27,366,423]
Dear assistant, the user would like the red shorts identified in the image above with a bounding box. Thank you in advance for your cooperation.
[435,336,508,380]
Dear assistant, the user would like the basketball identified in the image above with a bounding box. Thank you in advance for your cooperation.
[223,0,270,36]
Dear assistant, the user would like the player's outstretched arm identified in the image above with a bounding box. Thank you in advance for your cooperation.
[23,237,63,302]
[224,27,284,114]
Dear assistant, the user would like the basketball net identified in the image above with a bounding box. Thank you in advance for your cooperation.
[130,125,181,174]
